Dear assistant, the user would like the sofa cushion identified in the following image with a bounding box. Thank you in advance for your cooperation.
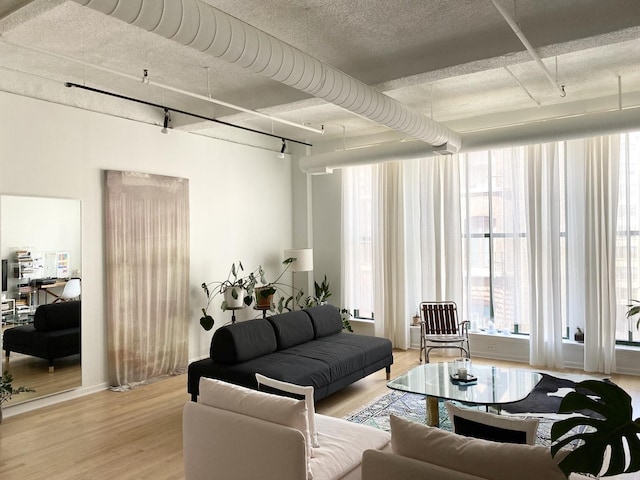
[390,415,567,480]
[267,310,315,350]
[256,373,319,449]
[446,402,539,445]
[281,340,366,381]
[304,304,343,338]
[34,300,80,331]
[199,377,313,478]
[210,319,277,364]
[315,333,392,366]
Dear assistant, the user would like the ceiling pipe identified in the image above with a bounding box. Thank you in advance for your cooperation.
[491,0,565,97]
[299,107,640,173]
[71,0,461,152]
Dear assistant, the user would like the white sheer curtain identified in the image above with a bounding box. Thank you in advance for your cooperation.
[525,144,564,369]
[104,170,190,389]
[566,137,619,373]
[405,156,463,313]
[372,162,408,348]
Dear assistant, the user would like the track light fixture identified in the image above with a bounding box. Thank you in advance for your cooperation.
[161,108,170,134]
[278,138,286,158]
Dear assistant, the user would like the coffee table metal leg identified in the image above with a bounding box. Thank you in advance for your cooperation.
[426,395,439,426]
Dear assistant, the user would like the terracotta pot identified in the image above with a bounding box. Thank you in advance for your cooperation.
[255,286,275,308]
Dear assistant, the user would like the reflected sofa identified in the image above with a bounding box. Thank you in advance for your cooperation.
[3,300,80,372]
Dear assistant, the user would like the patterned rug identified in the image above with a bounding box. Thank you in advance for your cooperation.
[344,390,569,448]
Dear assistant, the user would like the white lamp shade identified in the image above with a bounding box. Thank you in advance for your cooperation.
[284,248,313,272]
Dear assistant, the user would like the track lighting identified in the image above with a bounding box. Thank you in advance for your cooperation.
[278,138,286,158]
[161,108,170,134]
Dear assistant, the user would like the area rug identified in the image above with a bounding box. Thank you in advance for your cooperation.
[501,373,609,418]
[345,390,564,447]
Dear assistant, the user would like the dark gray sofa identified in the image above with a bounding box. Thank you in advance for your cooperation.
[188,304,393,401]
[3,300,81,372]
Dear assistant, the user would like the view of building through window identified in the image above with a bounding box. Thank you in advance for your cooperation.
[346,132,640,344]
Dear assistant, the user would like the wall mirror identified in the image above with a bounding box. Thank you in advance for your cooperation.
[1,195,82,405]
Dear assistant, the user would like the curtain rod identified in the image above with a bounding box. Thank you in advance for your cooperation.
[64,82,313,147]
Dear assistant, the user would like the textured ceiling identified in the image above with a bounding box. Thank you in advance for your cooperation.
[1,0,640,152]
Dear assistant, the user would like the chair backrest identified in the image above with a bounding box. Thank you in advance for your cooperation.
[61,278,81,299]
[420,302,459,335]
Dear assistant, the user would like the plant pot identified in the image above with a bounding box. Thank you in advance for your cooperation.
[255,286,275,309]
[223,287,246,309]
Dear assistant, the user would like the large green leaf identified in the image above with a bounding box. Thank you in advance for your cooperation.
[550,380,640,477]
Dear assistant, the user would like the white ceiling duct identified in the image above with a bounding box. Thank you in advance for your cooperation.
[300,108,640,173]
[71,0,461,152]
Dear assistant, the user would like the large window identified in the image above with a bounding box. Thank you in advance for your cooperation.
[344,131,640,344]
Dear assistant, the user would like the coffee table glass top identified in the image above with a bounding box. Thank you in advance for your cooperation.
[387,362,542,406]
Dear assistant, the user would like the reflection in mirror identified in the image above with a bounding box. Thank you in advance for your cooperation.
[0,195,81,405]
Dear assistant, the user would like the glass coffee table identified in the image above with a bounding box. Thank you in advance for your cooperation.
[387,362,542,426]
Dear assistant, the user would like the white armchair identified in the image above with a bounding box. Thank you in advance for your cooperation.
[183,378,391,480]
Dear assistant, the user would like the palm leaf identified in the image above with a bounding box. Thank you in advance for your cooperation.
[550,380,640,477]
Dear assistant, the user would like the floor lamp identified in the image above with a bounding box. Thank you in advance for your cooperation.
[283,248,313,309]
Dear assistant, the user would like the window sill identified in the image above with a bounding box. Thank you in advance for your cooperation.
[350,318,374,325]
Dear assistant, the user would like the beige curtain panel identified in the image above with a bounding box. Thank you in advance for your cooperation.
[104,170,190,389]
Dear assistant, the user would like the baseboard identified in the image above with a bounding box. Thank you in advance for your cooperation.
[3,382,109,418]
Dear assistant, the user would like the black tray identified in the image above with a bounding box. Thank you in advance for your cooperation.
[450,373,477,383]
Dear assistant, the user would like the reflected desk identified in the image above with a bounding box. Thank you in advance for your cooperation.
[387,362,542,426]
[36,279,68,304]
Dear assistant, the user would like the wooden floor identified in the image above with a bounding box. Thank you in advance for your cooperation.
[1,350,640,479]
[2,352,81,406]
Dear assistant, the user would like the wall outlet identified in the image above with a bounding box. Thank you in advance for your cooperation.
[487,344,496,351]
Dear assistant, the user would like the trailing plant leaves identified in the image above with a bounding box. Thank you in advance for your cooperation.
[627,300,640,329]
[199,308,215,331]
[550,380,640,477]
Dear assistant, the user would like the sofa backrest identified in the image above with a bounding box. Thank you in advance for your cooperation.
[267,310,315,350]
[34,300,81,332]
[304,304,343,338]
[210,319,277,364]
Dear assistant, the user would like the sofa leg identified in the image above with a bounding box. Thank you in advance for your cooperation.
[385,365,391,381]
[5,350,9,362]
[49,360,55,373]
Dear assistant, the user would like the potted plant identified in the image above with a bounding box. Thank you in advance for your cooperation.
[627,299,640,330]
[255,257,306,313]
[550,379,640,478]
[200,261,265,331]
[574,326,584,342]
[1,371,34,423]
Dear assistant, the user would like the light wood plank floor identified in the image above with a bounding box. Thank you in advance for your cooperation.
[1,350,640,479]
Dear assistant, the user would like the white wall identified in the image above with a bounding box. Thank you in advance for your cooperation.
[311,170,343,305]
[0,91,293,414]
[0,195,82,277]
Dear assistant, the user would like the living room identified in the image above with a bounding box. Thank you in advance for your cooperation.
[2,1,640,478]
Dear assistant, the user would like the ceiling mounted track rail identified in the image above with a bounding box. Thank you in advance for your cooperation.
[65,82,313,147]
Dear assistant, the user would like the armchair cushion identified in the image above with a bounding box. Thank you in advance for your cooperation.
[362,450,486,480]
[390,415,567,480]
[199,377,313,477]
